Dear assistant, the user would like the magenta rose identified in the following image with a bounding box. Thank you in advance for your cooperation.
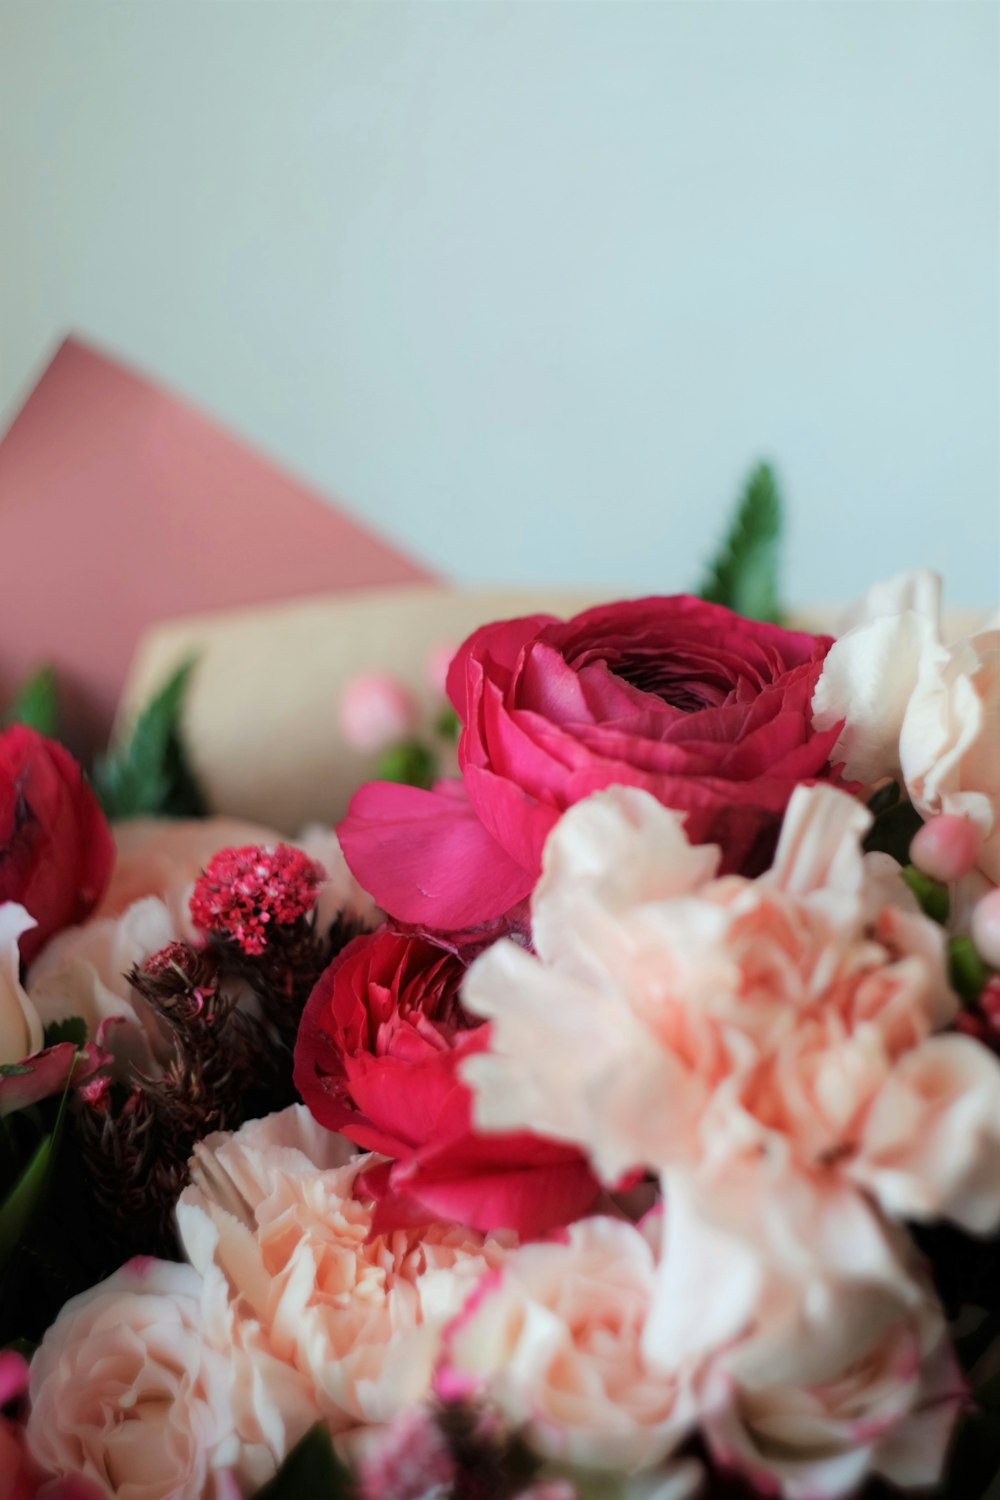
[339,596,844,929]
[0,726,114,963]
[293,927,599,1237]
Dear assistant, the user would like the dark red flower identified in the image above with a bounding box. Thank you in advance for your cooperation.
[294,927,599,1237]
[0,726,114,963]
[339,596,846,930]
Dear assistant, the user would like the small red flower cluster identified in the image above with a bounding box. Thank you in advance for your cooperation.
[190,844,322,955]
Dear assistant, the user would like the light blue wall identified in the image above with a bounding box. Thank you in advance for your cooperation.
[2,1,997,605]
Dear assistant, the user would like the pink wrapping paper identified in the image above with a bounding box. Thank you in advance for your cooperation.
[0,337,432,751]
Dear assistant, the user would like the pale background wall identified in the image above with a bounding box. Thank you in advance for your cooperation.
[1,0,997,607]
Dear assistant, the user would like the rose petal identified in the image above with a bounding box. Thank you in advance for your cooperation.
[339,781,533,928]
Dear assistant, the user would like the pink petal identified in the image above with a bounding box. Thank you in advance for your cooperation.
[338,781,534,928]
[387,1130,600,1236]
[0,1043,78,1119]
[0,1350,29,1407]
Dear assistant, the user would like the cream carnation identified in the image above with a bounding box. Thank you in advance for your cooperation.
[26,1259,238,1500]
[438,1214,694,1473]
[462,783,1000,1233]
[177,1106,515,1445]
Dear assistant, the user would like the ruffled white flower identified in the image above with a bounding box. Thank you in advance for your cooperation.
[645,1162,961,1499]
[678,1164,959,1498]
[812,570,1000,892]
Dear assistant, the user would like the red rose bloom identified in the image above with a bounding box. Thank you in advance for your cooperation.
[294,927,599,1237]
[0,726,114,963]
[339,596,845,929]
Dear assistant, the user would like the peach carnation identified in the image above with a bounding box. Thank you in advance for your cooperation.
[176,1106,515,1445]
[438,1214,695,1474]
[462,783,1000,1234]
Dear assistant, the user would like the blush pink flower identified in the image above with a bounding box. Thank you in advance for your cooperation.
[25,820,373,1072]
[437,1215,695,1474]
[97,818,287,922]
[23,818,287,1066]
[26,1260,239,1500]
[176,1107,517,1443]
[339,597,843,930]
[340,674,417,753]
[462,783,1000,1234]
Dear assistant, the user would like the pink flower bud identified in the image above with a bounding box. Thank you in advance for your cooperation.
[910,814,980,884]
[971,888,1000,970]
[341,674,417,752]
[427,642,457,699]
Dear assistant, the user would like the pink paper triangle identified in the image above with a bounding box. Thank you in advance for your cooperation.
[0,336,433,750]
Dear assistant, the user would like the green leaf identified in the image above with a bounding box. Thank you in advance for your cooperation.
[0,1135,54,1271]
[4,665,58,738]
[435,704,461,743]
[901,865,950,925]
[0,1065,32,1079]
[698,462,785,624]
[950,936,989,1005]
[0,1053,75,1270]
[376,739,437,790]
[254,1423,355,1499]
[862,797,923,865]
[93,659,206,820]
[42,1017,88,1050]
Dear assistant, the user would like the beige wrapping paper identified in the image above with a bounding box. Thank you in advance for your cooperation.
[117,586,604,831]
[118,588,983,835]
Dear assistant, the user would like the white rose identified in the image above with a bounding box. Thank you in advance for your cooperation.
[0,903,42,1065]
[27,1258,238,1500]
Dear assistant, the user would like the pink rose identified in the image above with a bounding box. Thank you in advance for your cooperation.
[340,597,843,930]
[294,928,599,1236]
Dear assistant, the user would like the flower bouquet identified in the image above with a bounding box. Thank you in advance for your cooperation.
[1,466,998,1500]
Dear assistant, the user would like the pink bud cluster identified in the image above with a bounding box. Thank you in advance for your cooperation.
[189,844,323,955]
